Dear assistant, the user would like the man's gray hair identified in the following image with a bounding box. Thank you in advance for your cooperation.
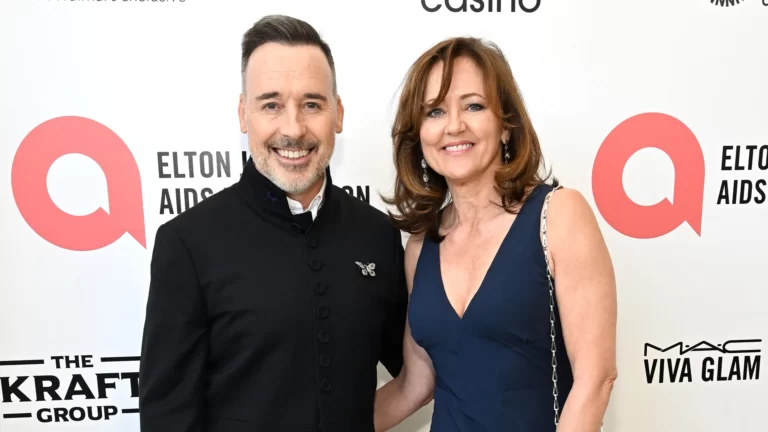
[241,15,337,94]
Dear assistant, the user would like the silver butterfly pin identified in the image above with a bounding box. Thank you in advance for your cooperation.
[355,261,376,277]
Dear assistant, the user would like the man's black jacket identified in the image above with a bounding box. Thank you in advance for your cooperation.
[138,159,407,432]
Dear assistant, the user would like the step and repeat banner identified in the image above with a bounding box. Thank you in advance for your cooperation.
[1,0,766,431]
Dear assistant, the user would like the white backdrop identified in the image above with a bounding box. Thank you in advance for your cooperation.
[1,0,767,431]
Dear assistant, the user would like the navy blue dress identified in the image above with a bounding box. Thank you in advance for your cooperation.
[408,184,573,432]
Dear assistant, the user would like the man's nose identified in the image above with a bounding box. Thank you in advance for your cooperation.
[280,106,307,140]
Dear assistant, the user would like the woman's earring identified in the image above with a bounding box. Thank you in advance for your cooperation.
[421,158,429,190]
[503,140,510,164]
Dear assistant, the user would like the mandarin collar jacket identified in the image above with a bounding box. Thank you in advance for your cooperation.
[139,158,408,432]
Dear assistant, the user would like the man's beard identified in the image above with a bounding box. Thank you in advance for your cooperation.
[252,136,332,195]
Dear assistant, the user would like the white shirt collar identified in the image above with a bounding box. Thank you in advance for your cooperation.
[286,174,327,220]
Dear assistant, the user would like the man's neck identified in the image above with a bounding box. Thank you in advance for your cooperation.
[287,174,326,211]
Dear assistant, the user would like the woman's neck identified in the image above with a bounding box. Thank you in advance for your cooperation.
[443,173,505,231]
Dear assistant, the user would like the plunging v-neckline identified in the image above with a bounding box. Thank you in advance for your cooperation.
[436,189,535,321]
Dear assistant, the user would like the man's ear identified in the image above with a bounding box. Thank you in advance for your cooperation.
[238,93,247,134]
[335,96,344,134]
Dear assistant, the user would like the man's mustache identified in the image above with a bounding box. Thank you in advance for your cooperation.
[266,136,319,150]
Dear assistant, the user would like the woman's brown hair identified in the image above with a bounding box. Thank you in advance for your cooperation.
[382,37,557,242]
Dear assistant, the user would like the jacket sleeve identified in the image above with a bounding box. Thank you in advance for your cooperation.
[379,226,409,377]
[139,222,208,431]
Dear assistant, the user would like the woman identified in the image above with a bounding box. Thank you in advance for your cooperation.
[375,37,617,431]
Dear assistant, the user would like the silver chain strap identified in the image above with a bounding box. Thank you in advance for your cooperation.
[541,186,604,432]
[541,186,561,428]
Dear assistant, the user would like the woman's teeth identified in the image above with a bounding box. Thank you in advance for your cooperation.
[445,143,473,151]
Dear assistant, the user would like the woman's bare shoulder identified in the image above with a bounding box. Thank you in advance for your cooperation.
[404,233,426,293]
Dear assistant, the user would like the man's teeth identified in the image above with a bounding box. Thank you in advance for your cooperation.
[276,149,310,159]
[445,143,473,151]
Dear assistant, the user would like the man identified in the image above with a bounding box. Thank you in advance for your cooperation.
[138,15,408,432]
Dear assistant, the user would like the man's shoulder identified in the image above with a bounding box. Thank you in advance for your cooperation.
[158,183,241,236]
[332,185,394,233]
[331,185,406,271]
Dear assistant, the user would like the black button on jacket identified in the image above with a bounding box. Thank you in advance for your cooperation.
[138,159,408,432]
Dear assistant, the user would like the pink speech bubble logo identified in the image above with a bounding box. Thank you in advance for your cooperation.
[592,112,705,239]
[11,116,145,250]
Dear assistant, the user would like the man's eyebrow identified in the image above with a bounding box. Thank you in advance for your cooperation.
[254,91,279,100]
[304,93,328,101]
[254,92,328,102]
